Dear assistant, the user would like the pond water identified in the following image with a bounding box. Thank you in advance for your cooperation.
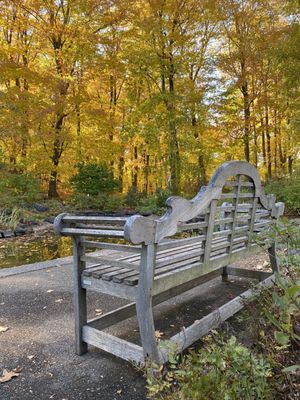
[0,230,73,269]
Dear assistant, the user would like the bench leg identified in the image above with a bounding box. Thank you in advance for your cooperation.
[72,237,88,355]
[268,242,279,273]
[222,265,229,282]
[136,244,160,363]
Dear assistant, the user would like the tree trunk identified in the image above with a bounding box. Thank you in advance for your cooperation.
[47,114,65,198]
[265,104,272,180]
[166,60,180,194]
[132,146,138,189]
[288,156,293,176]
[260,117,267,169]
[241,81,250,162]
[118,155,124,192]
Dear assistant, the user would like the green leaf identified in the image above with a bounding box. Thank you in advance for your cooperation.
[287,285,300,297]
[274,331,290,346]
[282,365,300,373]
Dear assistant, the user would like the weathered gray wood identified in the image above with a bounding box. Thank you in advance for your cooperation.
[157,235,205,251]
[178,221,207,231]
[81,255,139,271]
[124,254,203,286]
[227,175,242,255]
[159,274,276,360]
[247,197,258,247]
[63,215,128,224]
[220,192,255,199]
[82,240,141,253]
[82,326,144,364]
[203,199,218,264]
[226,266,271,280]
[77,224,124,231]
[72,236,87,355]
[153,244,261,296]
[92,266,123,279]
[81,275,137,300]
[61,228,124,237]
[136,244,160,362]
[83,264,113,277]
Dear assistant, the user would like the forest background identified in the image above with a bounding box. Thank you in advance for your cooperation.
[0,0,299,213]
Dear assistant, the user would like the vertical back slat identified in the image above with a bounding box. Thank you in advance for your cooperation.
[247,197,258,248]
[203,199,218,264]
[228,175,242,253]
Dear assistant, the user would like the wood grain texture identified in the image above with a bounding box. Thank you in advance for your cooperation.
[136,244,160,362]
[82,326,144,364]
[72,236,88,355]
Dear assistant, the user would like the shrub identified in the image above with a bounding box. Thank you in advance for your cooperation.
[0,171,41,206]
[265,170,300,215]
[69,193,125,211]
[125,186,145,208]
[146,336,273,400]
[70,163,119,196]
[137,188,171,215]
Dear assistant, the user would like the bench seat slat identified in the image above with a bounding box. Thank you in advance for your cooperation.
[89,235,250,286]
[82,255,140,271]
[93,266,123,279]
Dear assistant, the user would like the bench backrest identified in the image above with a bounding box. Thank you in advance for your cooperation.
[124,162,284,263]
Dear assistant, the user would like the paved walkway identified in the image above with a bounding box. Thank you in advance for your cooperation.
[0,259,251,400]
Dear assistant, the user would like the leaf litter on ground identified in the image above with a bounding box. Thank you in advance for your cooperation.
[0,367,22,383]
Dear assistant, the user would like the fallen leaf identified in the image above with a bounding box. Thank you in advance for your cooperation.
[0,368,21,383]
[27,355,35,360]
[155,330,164,342]
[0,326,9,333]
[117,389,122,395]
[262,260,269,267]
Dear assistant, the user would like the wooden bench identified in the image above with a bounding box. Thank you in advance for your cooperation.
[54,161,284,364]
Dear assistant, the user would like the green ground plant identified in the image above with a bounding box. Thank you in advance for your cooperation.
[146,335,273,400]
[255,220,300,348]
[0,208,21,230]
